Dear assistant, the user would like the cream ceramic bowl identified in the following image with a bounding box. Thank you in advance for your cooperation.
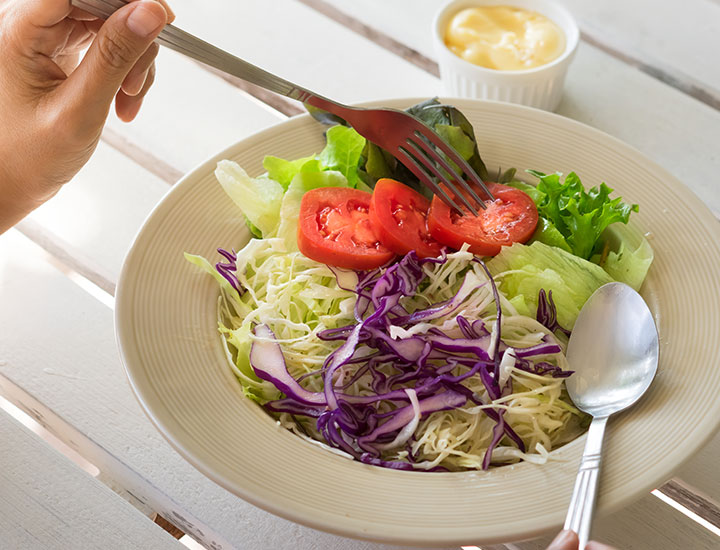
[433,0,580,111]
[116,98,720,547]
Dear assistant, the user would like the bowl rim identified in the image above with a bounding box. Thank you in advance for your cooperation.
[433,0,580,76]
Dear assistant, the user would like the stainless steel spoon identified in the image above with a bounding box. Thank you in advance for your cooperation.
[564,282,659,548]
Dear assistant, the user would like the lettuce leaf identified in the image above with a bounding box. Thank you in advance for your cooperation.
[505,179,544,204]
[530,218,571,252]
[317,125,366,187]
[592,223,654,291]
[526,170,639,259]
[406,98,489,182]
[262,125,366,193]
[487,241,613,329]
[263,155,316,190]
[215,160,284,238]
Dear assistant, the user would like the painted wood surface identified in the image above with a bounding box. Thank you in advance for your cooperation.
[0,408,183,550]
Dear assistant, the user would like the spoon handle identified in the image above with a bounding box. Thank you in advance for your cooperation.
[564,415,609,548]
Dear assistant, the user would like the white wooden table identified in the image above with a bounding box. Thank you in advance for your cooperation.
[2,1,719,548]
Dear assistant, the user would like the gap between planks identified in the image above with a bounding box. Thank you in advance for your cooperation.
[101,127,184,185]
[659,480,720,531]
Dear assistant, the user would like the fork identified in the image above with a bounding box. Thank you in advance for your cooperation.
[72,0,493,214]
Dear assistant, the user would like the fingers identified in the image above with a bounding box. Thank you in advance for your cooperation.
[121,42,159,96]
[585,542,618,550]
[546,530,579,550]
[61,0,168,132]
[68,7,99,22]
[115,61,156,122]
[16,0,72,28]
[149,0,175,23]
[64,19,102,53]
[19,0,171,27]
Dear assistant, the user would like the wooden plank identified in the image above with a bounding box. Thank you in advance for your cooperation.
[0,409,183,550]
[104,48,286,175]
[164,0,439,104]
[508,494,720,550]
[672,433,720,512]
[0,230,450,550]
[562,0,720,109]
[22,143,169,284]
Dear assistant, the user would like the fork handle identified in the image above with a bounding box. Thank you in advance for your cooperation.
[71,0,340,111]
[564,415,608,549]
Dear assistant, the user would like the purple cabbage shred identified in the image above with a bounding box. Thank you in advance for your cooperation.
[536,289,571,337]
[215,248,242,295]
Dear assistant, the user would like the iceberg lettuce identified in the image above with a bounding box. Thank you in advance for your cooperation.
[487,241,613,329]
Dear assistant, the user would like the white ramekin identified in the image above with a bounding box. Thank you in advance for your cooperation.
[433,0,579,111]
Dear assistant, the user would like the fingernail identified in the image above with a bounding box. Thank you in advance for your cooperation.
[547,530,574,549]
[158,1,175,21]
[126,1,166,37]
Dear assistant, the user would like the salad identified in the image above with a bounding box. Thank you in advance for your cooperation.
[186,99,653,472]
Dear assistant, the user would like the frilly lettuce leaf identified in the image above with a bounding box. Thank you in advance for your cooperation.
[263,125,366,191]
[526,170,639,259]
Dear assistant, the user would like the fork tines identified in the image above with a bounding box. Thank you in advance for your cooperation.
[398,129,494,216]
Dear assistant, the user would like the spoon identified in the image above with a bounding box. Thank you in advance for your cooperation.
[563,282,659,548]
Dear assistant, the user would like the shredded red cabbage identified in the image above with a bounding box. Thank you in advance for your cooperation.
[537,289,571,337]
[249,251,573,471]
[216,248,242,295]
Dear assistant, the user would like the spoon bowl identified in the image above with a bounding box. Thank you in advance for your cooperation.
[566,282,659,417]
[563,282,659,548]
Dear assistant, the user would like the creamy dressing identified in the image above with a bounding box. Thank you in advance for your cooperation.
[444,6,565,71]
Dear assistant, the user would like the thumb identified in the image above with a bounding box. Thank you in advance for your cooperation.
[62,0,167,131]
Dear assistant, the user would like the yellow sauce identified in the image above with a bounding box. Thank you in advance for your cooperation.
[444,6,565,71]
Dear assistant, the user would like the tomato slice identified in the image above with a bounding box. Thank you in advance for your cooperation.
[298,187,395,270]
[368,179,443,259]
[427,182,538,256]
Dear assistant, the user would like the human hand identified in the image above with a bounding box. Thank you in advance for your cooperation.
[546,530,618,550]
[0,0,174,233]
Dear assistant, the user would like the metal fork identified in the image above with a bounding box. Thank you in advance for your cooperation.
[72,0,493,213]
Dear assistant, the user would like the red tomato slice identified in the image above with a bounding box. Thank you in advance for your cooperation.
[298,187,395,270]
[427,182,538,256]
[368,179,443,259]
